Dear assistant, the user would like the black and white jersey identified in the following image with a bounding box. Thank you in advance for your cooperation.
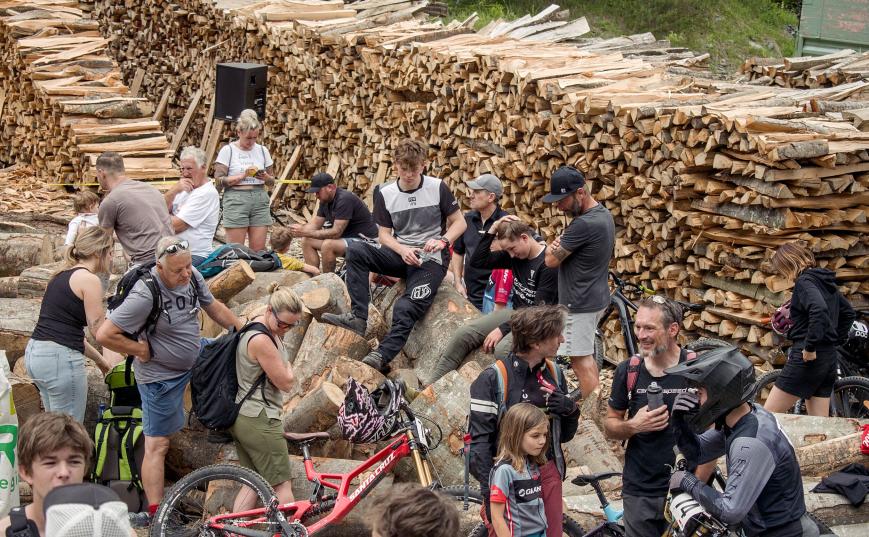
[373,175,459,250]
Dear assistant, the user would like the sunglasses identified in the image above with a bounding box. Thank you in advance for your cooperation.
[158,239,190,259]
[271,308,300,329]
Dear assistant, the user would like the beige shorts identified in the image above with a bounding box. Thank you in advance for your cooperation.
[222,188,273,228]
[558,309,605,356]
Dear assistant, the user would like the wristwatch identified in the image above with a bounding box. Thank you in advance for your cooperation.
[439,236,451,248]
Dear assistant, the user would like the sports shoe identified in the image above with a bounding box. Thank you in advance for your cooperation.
[321,312,366,337]
[361,351,390,374]
[128,511,152,528]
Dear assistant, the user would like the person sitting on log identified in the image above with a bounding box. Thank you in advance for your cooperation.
[96,151,172,268]
[96,237,242,528]
[0,413,94,537]
[370,483,460,537]
[289,172,379,273]
[267,227,320,275]
[26,227,117,423]
[163,146,220,266]
[468,305,580,537]
[542,165,615,400]
[213,109,275,252]
[230,285,301,513]
[665,347,819,536]
[450,173,509,311]
[427,217,557,386]
[64,190,99,246]
[320,139,466,374]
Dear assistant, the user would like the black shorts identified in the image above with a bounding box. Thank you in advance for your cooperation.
[774,346,837,399]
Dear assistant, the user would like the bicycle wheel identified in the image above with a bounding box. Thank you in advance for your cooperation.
[151,463,277,537]
[438,485,486,536]
[685,338,732,354]
[467,514,585,537]
[752,370,807,414]
[594,332,606,370]
[830,376,869,419]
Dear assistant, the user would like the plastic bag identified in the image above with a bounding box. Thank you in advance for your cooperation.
[0,353,20,517]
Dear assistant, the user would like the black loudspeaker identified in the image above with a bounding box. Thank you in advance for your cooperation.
[214,62,267,121]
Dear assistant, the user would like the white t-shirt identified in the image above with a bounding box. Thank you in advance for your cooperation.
[215,142,273,186]
[171,181,220,258]
[65,213,99,245]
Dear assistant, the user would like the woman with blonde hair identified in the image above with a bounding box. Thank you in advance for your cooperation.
[213,109,275,251]
[765,242,855,416]
[231,284,302,512]
[25,226,117,421]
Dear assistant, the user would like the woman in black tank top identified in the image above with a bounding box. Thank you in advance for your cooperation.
[25,227,116,422]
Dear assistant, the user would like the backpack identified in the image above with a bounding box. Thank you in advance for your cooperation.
[195,244,281,278]
[104,357,141,407]
[107,261,201,338]
[190,322,277,430]
[92,405,145,513]
[491,358,563,415]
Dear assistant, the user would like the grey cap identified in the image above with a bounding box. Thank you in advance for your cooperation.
[465,173,503,197]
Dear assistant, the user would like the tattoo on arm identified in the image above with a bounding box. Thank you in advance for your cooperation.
[551,246,570,261]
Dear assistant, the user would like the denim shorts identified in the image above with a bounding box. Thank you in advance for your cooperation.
[25,339,88,422]
[222,188,272,228]
[137,370,192,437]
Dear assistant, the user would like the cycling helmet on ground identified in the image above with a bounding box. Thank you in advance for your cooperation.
[665,345,756,433]
[770,299,793,336]
[842,320,868,361]
[338,377,404,443]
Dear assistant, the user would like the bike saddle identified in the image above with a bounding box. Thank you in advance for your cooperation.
[572,471,622,486]
[284,431,330,444]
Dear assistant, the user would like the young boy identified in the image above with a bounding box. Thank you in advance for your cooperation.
[370,483,459,537]
[269,227,321,275]
[65,190,100,246]
[0,412,93,537]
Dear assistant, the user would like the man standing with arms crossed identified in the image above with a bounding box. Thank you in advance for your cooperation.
[543,165,614,399]
[321,139,466,373]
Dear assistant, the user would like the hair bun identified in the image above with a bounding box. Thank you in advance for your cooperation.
[267,282,280,294]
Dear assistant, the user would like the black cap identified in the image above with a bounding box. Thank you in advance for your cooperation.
[306,172,334,193]
[44,483,121,513]
[542,166,585,203]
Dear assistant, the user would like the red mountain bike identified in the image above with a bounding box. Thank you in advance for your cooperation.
[149,399,482,536]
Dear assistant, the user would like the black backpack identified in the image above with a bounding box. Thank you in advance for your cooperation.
[191,321,278,430]
[107,261,201,338]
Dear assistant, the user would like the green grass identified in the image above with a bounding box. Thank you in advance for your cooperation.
[445,0,799,75]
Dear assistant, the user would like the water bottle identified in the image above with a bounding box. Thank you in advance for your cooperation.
[647,382,664,410]
[98,402,106,420]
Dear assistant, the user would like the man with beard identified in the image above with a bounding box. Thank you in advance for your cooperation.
[543,166,614,399]
[603,296,696,537]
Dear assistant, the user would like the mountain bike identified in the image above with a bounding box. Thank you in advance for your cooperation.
[150,396,483,536]
[752,309,869,418]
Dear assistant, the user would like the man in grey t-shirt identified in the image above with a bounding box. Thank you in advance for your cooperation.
[543,166,615,400]
[97,237,241,525]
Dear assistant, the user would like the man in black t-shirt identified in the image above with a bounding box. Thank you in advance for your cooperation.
[321,140,466,373]
[289,172,378,273]
[604,297,694,537]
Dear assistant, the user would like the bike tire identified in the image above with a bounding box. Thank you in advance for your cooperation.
[830,376,869,419]
[753,369,781,405]
[468,514,585,537]
[594,332,606,370]
[685,338,732,354]
[150,463,277,537]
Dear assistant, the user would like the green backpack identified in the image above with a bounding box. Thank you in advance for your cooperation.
[91,359,145,512]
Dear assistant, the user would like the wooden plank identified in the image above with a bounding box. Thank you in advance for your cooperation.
[269,145,303,209]
[203,120,225,175]
[153,87,172,122]
[129,68,145,97]
[169,89,202,155]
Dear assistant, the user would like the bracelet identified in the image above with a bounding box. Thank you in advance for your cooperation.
[439,236,451,248]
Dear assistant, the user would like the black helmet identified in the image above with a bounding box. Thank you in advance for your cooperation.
[337,378,404,443]
[665,346,755,433]
[841,319,868,361]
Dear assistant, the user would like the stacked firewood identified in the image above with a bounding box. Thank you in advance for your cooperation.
[741,49,869,90]
[0,1,177,183]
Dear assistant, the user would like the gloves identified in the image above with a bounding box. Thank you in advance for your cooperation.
[669,470,687,492]
[672,392,701,472]
[546,390,578,417]
[672,392,700,415]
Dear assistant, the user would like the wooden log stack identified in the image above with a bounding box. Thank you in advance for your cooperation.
[0,1,178,183]
[740,49,869,90]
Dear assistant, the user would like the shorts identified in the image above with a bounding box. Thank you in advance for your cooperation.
[230,409,292,486]
[558,309,605,356]
[222,188,273,228]
[137,371,192,437]
[622,494,667,537]
[774,346,837,399]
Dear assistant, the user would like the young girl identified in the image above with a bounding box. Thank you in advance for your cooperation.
[489,403,549,537]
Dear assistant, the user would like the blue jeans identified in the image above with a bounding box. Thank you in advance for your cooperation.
[25,339,88,422]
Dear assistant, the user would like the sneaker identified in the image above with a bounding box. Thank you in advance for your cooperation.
[361,351,390,374]
[128,511,152,528]
[321,312,366,337]
[207,428,234,444]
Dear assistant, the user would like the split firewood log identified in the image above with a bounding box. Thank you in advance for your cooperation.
[0,233,59,277]
[562,420,623,490]
[796,432,866,477]
[16,261,64,299]
[226,270,310,308]
[0,298,41,364]
[775,414,866,448]
[283,308,314,362]
[7,352,41,425]
[282,381,343,433]
[290,272,351,321]
[328,356,386,392]
[0,277,18,298]
[288,320,370,401]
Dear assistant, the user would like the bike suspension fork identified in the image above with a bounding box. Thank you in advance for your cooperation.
[409,432,433,487]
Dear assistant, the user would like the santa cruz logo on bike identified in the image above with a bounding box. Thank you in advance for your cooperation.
[349,451,396,502]
[410,283,431,301]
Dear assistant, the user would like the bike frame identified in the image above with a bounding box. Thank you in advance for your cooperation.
[597,272,644,357]
[208,411,434,536]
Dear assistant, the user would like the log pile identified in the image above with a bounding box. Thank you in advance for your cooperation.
[740,49,869,90]
[0,1,177,183]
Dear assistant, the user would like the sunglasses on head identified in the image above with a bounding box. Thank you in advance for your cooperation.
[158,239,190,258]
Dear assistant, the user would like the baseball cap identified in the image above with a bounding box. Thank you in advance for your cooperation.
[44,483,133,537]
[542,166,585,203]
[465,173,503,197]
[306,172,335,193]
